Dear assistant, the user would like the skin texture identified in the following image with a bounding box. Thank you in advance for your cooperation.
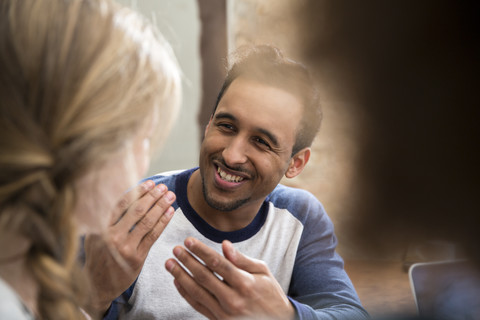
[166,77,311,319]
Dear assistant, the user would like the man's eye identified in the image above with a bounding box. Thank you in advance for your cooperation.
[254,137,271,150]
[217,123,235,131]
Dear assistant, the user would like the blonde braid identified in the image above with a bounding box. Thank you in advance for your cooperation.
[29,186,89,319]
[1,0,181,318]
[1,152,89,319]
[1,1,93,315]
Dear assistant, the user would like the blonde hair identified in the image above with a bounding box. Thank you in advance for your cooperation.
[0,0,181,319]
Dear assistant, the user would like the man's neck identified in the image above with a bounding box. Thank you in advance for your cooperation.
[187,169,263,232]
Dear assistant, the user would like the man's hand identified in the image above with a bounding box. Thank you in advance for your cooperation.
[84,180,176,316]
[165,237,295,320]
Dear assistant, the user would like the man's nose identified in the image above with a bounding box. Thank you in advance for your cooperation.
[222,137,249,166]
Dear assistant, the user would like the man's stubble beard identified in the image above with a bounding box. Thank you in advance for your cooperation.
[201,176,250,212]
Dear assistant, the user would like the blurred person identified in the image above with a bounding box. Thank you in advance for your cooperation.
[91,45,368,320]
[299,0,480,318]
[0,0,181,319]
[300,0,479,268]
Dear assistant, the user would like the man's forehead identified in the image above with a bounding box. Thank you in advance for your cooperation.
[219,78,302,118]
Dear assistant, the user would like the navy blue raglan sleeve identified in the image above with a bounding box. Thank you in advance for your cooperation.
[103,281,136,319]
[283,189,369,320]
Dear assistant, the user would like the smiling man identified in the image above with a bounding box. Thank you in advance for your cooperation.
[98,45,367,320]
[191,76,306,232]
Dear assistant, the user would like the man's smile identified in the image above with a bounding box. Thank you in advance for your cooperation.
[217,166,244,183]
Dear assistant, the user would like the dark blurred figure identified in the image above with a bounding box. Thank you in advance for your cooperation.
[299,1,480,318]
[300,0,479,262]
[300,0,480,319]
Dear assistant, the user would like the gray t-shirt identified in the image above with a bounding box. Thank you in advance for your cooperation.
[0,277,34,320]
[105,168,367,320]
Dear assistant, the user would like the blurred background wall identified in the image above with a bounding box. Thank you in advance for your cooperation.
[117,0,201,175]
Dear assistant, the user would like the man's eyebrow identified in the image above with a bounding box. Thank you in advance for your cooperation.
[214,112,236,122]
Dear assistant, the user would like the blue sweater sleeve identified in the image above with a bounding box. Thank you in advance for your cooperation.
[103,281,136,319]
[280,189,369,319]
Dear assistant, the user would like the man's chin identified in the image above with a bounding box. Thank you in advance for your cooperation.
[203,190,250,212]
[207,197,249,212]
[202,174,250,211]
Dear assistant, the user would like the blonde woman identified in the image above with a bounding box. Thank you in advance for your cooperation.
[0,0,181,319]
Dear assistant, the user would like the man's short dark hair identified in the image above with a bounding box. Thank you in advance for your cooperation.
[212,45,322,156]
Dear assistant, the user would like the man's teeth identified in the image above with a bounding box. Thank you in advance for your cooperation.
[217,167,244,182]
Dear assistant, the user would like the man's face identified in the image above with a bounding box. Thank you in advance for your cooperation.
[198,77,304,212]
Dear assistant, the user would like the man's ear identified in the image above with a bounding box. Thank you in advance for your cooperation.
[285,147,311,179]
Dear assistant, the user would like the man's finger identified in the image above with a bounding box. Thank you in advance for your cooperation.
[165,258,225,319]
[128,190,175,244]
[137,205,175,256]
[114,183,169,232]
[173,280,218,320]
[222,240,268,274]
[172,245,229,294]
[110,180,155,224]
[183,238,249,288]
